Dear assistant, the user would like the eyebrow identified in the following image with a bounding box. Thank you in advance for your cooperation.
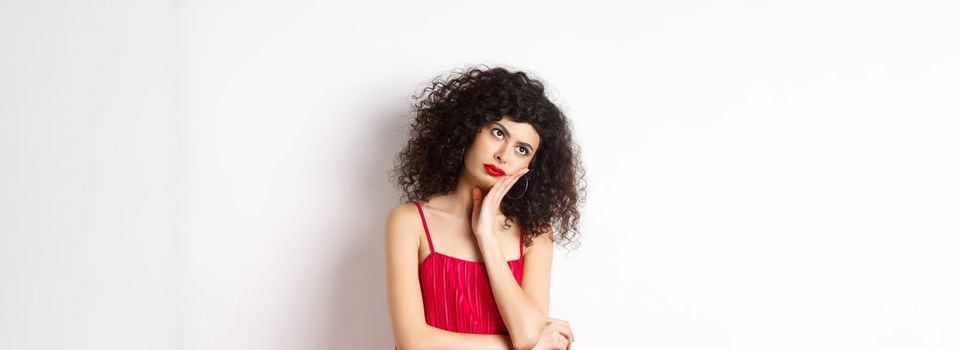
[491,121,535,152]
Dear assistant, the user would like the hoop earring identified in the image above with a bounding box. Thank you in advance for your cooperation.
[506,176,529,200]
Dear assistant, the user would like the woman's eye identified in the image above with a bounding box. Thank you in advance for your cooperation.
[492,128,528,156]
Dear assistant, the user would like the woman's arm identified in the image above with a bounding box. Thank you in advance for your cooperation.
[385,203,516,350]
[477,227,554,350]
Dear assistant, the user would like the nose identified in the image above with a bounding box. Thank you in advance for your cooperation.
[494,146,508,164]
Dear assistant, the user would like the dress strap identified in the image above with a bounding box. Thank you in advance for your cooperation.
[411,200,435,253]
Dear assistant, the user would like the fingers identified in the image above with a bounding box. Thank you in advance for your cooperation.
[549,318,575,342]
[476,168,529,234]
[556,334,570,348]
[546,320,572,350]
[489,168,529,204]
[551,321,573,344]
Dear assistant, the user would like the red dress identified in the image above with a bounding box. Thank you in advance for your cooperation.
[395,200,525,348]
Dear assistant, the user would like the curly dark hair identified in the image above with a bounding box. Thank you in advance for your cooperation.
[390,64,586,249]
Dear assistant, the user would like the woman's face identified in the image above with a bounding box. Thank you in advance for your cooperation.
[462,116,541,189]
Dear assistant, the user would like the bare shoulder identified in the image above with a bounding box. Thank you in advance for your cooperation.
[385,201,417,224]
[525,225,555,256]
[384,202,421,247]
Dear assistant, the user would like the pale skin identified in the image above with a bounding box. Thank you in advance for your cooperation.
[385,116,576,350]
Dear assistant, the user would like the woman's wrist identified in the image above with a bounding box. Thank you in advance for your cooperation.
[475,231,498,246]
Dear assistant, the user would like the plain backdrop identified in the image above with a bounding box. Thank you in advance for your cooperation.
[1,1,959,349]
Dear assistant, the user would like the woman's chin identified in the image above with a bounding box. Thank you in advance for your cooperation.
[472,172,498,188]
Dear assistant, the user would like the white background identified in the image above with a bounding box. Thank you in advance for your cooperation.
[1,1,959,349]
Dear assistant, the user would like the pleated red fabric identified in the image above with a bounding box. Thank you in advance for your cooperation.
[400,199,524,345]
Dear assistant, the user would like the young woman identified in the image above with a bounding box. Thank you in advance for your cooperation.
[385,65,585,350]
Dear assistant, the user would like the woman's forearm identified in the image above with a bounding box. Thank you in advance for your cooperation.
[398,325,515,350]
[477,236,548,349]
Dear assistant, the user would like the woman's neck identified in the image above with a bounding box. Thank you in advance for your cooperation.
[428,169,501,220]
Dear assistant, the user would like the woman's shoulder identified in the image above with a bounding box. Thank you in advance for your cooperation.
[384,201,421,243]
[385,200,419,223]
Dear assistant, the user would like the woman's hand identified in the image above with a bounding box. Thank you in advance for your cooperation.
[530,318,575,350]
[471,168,530,242]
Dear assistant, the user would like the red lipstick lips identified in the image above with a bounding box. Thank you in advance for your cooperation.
[483,164,505,177]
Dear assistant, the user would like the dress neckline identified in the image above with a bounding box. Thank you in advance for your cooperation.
[420,251,523,266]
